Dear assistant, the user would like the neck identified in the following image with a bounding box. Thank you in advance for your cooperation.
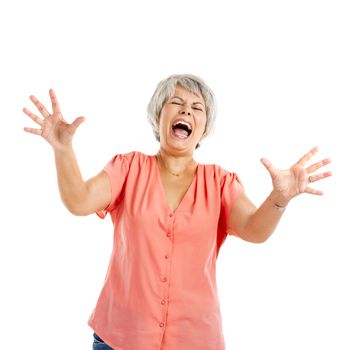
[156,149,196,177]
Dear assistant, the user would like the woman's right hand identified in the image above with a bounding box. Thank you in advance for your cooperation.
[23,89,85,151]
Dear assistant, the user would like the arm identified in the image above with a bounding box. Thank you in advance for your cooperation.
[24,89,111,216]
[229,147,332,243]
[54,147,111,216]
[228,191,286,243]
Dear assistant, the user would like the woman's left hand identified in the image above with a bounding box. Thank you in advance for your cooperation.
[260,147,332,207]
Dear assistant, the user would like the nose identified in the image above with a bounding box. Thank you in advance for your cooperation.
[179,105,192,116]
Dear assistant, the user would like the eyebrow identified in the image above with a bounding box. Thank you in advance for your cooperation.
[171,95,205,107]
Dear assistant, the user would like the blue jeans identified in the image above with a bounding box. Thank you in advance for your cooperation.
[92,332,114,350]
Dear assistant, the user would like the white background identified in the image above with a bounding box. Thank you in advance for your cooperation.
[1,0,349,349]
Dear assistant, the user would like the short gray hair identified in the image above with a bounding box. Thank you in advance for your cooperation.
[147,74,217,147]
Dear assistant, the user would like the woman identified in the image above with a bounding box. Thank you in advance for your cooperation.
[23,74,332,350]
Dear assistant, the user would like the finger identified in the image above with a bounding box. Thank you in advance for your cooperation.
[23,107,44,126]
[306,158,331,174]
[49,89,61,114]
[69,116,86,134]
[23,127,43,136]
[295,146,319,167]
[308,171,333,184]
[260,158,279,178]
[29,95,51,118]
[304,187,323,195]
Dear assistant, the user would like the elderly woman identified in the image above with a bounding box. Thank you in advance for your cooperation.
[23,74,332,350]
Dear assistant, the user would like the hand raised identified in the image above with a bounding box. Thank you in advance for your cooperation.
[23,89,85,150]
[260,147,332,207]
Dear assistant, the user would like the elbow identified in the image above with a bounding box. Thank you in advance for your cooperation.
[241,235,268,244]
[240,228,272,244]
[63,200,90,217]
[238,220,275,243]
[251,235,269,244]
[68,207,89,216]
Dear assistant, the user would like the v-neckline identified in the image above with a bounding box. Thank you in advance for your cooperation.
[153,154,199,213]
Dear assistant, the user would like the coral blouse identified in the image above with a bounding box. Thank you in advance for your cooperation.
[88,151,243,350]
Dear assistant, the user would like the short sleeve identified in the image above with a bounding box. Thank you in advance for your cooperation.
[96,153,130,219]
[220,172,244,237]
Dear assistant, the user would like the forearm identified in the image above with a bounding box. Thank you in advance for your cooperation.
[243,192,288,243]
[54,146,88,214]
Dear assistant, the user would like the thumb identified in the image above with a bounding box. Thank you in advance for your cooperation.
[260,157,277,177]
[70,116,86,133]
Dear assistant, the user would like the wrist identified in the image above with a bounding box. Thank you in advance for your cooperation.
[268,192,289,211]
[53,143,73,155]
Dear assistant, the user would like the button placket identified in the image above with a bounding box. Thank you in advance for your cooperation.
[159,211,175,330]
[166,212,174,239]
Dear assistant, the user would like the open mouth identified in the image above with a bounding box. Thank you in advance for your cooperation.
[171,120,193,139]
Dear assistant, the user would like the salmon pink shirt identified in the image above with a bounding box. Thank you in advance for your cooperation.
[88,151,243,350]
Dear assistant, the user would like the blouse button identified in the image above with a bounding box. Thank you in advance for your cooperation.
[161,299,166,305]
[168,213,173,218]
[166,233,171,237]
[159,322,165,327]
[162,277,168,282]
[165,254,169,259]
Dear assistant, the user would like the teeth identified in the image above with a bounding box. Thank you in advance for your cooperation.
[172,120,192,131]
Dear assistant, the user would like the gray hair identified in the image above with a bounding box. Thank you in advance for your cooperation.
[147,73,217,148]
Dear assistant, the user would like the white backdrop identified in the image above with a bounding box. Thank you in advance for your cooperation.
[1,0,349,349]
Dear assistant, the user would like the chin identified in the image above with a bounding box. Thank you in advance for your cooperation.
[159,130,202,154]
[161,140,196,155]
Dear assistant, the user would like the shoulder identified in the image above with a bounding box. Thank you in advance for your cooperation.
[200,162,243,191]
[106,151,154,176]
[123,151,154,166]
[201,162,235,180]
[104,151,153,172]
[110,150,154,164]
[104,151,155,184]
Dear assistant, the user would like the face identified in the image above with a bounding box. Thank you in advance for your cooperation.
[158,85,207,155]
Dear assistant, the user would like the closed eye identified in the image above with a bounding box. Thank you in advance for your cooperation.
[171,100,203,112]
